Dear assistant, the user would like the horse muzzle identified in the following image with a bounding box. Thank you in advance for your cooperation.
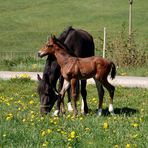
[38,51,43,58]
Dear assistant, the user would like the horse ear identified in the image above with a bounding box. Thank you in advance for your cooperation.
[37,74,42,81]
[47,35,50,41]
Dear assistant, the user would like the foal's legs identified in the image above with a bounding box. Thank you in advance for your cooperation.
[94,78,104,116]
[81,80,89,114]
[67,87,73,112]
[71,79,79,117]
[53,79,70,116]
[101,79,115,115]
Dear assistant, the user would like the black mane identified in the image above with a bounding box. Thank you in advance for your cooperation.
[54,36,76,57]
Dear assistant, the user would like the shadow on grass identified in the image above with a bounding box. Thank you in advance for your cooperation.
[101,107,138,117]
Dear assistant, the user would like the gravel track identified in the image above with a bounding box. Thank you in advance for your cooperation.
[0,71,148,88]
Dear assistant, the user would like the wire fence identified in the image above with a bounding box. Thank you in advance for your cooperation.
[0,51,45,71]
[0,51,37,60]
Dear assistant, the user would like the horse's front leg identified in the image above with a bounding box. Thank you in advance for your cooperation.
[53,79,70,116]
[67,86,73,112]
[53,95,61,116]
[60,79,70,114]
[71,79,78,117]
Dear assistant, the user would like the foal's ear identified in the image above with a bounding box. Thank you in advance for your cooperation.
[37,74,42,81]
[51,34,56,40]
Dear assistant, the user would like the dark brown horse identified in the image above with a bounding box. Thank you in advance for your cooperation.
[37,26,102,115]
[38,36,116,116]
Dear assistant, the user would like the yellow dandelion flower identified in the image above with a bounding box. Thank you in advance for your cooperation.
[53,121,57,125]
[92,97,96,101]
[61,131,66,135]
[29,100,34,105]
[57,129,61,132]
[19,73,31,79]
[68,138,72,141]
[42,141,49,147]
[140,116,144,122]
[114,144,119,148]
[31,114,35,119]
[6,116,12,121]
[140,108,144,112]
[41,131,46,137]
[103,122,109,129]
[126,144,131,148]
[70,131,76,139]
[22,119,26,122]
[30,111,34,114]
[6,102,10,106]
[131,123,139,127]
[18,107,21,111]
[47,129,52,134]
[6,113,13,121]
[67,114,71,119]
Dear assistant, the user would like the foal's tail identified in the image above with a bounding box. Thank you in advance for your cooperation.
[110,62,116,79]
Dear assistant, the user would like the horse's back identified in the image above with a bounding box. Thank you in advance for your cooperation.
[64,29,95,57]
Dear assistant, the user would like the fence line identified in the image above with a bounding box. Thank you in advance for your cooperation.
[0,51,38,61]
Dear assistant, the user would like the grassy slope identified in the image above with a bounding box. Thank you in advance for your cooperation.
[0,0,147,52]
[0,80,148,147]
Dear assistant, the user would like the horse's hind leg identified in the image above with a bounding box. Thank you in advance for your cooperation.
[101,79,115,115]
[81,80,88,114]
[67,87,73,112]
[71,79,79,117]
[94,78,104,116]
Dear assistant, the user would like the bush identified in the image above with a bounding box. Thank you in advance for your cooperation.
[98,24,147,68]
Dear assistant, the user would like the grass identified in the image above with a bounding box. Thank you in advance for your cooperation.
[0,0,147,75]
[0,0,147,52]
[0,79,148,147]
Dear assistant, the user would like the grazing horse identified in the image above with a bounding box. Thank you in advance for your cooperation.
[37,26,103,115]
[38,36,116,116]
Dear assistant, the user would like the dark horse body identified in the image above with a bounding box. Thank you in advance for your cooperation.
[37,26,104,115]
[38,36,116,116]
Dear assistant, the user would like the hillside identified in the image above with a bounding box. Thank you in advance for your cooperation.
[0,0,147,52]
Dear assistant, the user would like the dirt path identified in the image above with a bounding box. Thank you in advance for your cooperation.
[0,71,148,88]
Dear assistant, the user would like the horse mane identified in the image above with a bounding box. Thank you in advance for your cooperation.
[58,26,74,41]
[53,36,76,57]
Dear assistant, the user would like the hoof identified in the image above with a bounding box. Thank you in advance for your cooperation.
[67,102,73,112]
[110,111,115,116]
[53,110,60,117]
[97,109,102,116]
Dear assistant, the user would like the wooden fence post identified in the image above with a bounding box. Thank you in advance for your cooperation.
[103,27,106,58]
[129,0,133,36]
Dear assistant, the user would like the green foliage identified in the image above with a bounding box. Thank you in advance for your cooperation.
[98,24,147,68]
[0,80,148,147]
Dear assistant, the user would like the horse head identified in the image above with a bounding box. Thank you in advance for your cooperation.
[37,73,58,115]
[38,35,56,58]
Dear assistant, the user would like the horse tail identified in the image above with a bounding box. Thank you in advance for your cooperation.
[110,62,116,79]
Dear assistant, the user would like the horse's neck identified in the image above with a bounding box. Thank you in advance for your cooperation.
[54,48,71,67]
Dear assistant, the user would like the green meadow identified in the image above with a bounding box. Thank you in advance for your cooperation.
[0,78,148,147]
[0,0,147,52]
[0,0,147,75]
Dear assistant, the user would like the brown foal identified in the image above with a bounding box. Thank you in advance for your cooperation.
[38,35,116,116]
